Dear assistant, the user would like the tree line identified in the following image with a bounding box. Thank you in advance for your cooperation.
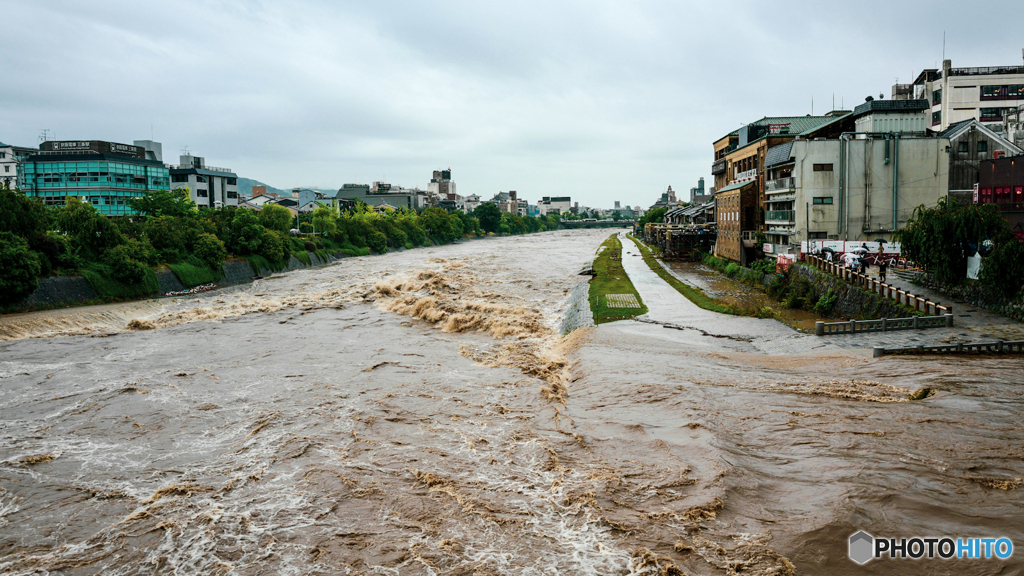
[0,186,563,308]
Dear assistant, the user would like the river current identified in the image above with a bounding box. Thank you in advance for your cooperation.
[1,229,1022,575]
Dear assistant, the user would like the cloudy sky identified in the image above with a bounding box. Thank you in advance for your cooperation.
[2,1,1021,208]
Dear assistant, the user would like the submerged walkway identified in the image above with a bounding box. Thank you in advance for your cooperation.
[614,233,835,355]
[613,234,1018,354]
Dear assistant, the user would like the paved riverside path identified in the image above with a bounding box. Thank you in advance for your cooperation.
[872,266,1024,341]
[614,233,837,356]
[613,234,1019,353]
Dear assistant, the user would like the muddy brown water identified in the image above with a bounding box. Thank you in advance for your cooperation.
[1,229,1022,575]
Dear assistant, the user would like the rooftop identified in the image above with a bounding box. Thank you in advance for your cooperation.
[853,99,929,116]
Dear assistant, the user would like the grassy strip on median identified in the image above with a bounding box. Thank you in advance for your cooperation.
[627,234,760,317]
[589,234,648,324]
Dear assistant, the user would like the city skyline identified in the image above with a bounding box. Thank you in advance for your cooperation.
[2,1,1021,208]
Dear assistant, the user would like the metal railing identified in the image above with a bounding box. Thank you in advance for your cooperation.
[765,210,795,223]
[766,194,796,203]
[806,255,952,315]
[766,177,795,191]
[946,66,1024,77]
[816,314,952,336]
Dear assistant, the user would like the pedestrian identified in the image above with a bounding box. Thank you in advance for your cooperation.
[879,259,887,283]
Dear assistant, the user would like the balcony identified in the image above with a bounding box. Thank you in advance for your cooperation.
[765,210,795,224]
[712,158,727,175]
[767,194,796,203]
[766,177,795,192]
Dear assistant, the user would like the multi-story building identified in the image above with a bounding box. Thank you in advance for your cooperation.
[169,154,238,209]
[712,112,855,234]
[939,119,1022,203]
[464,194,481,213]
[899,56,1024,132]
[537,196,571,216]
[762,133,949,253]
[20,140,170,216]
[428,168,456,198]
[335,182,429,210]
[713,180,757,262]
[978,155,1024,229]
[1002,104,1024,150]
[649,185,679,210]
[0,141,38,189]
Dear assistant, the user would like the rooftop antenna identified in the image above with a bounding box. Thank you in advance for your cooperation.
[942,30,945,62]
[39,129,50,143]
[811,96,814,115]
[181,145,190,156]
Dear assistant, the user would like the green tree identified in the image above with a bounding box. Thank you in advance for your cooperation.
[230,209,265,254]
[0,232,42,306]
[894,198,1011,285]
[259,204,294,234]
[103,244,148,284]
[473,203,502,234]
[311,206,338,236]
[128,188,197,219]
[367,230,388,253]
[638,207,667,227]
[420,207,454,241]
[193,232,228,268]
[53,197,125,259]
[0,186,49,238]
[979,239,1024,298]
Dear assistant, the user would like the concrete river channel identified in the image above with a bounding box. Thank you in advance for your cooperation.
[1,229,1021,575]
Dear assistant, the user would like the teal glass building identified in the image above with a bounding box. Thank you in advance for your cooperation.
[21,141,170,216]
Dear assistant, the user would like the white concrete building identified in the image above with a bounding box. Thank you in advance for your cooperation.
[0,141,37,189]
[763,134,949,252]
[538,196,571,216]
[901,54,1024,132]
[169,154,239,208]
[464,194,481,212]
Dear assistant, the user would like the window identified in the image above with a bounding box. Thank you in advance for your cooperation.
[981,85,1024,101]
[227,191,237,199]
[978,141,988,153]
[932,89,941,105]
[171,174,188,183]
[958,142,969,152]
[932,111,941,126]
[808,232,827,239]
[197,189,208,197]
[226,178,237,185]
[980,108,1010,122]
[813,164,833,172]
[813,197,834,205]
[3,166,8,173]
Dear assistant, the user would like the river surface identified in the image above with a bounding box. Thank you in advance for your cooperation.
[1,229,1022,575]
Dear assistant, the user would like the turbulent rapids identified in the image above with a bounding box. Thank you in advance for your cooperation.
[1,230,1023,576]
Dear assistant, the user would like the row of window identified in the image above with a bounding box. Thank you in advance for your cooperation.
[980,107,1016,122]
[978,186,1024,202]
[30,177,169,189]
[812,164,833,172]
[957,141,990,153]
[24,161,161,175]
[980,85,1024,101]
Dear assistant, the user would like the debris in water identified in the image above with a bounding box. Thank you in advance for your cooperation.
[18,453,57,465]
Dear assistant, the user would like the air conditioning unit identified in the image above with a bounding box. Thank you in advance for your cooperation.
[993,150,1006,159]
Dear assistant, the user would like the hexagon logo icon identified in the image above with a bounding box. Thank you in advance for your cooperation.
[849,531,874,565]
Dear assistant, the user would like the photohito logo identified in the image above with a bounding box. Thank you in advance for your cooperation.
[849,531,1013,564]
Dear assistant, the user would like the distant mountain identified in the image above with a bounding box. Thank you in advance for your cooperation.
[237,178,338,199]
[237,177,287,199]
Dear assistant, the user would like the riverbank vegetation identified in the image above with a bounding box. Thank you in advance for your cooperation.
[588,234,647,323]
[0,185,563,309]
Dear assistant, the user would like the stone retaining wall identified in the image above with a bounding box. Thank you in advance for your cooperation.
[911,272,1024,323]
[14,276,99,310]
[790,264,913,319]
[221,260,258,285]
[560,278,595,335]
[156,269,186,294]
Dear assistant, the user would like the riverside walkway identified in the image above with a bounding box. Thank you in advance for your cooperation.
[612,234,1019,353]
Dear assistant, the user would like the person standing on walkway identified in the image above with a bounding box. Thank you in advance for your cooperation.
[879,259,888,283]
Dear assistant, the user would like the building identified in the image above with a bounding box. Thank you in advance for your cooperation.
[853,99,929,133]
[712,180,757,262]
[940,119,1022,203]
[978,156,1024,229]
[689,177,712,204]
[464,194,481,213]
[649,186,679,210]
[712,112,855,234]
[334,182,428,210]
[899,55,1024,133]
[762,133,950,253]
[0,141,36,189]
[1002,105,1024,150]
[428,168,456,198]
[20,140,170,216]
[537,196,571,216]
[169,154,239,209]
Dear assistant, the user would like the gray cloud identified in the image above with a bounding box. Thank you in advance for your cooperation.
[2,0,1021,207]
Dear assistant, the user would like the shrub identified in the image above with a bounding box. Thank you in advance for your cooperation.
[258,229,285,263]
[193,232,228,268]
[724,263,741,277]
[103,245,148,284]
[258,204,294,234]
[168,259,220,288]
[0,232,42,306]
[812,288,839,316]
[367,230,387,253]
[303,240,316,252]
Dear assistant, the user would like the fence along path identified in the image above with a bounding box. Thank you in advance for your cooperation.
[873,339,1024,357]
[806,255,952,316]
[816,314,954,336]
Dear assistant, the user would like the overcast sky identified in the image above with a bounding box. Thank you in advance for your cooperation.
[2,1,1021,208]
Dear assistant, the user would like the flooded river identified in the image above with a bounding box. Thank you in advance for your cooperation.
[1,230,1022,575]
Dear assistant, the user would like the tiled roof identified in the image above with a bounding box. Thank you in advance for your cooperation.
[765,141,795,167]
[715,180,756,194]
[938,119,973,138]
[750,115,838,134]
